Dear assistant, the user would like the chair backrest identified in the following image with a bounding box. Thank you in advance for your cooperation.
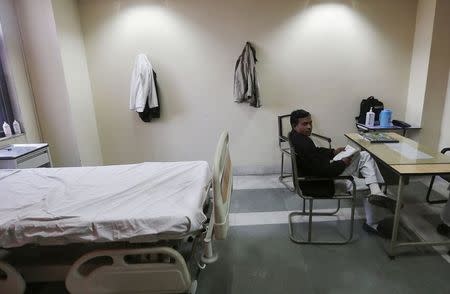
[278,114,331,148]
[287,132,303,194]
[278,114,291,146]
[212,131,233,240]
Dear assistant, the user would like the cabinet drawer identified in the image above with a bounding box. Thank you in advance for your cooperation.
[17,151,50,169]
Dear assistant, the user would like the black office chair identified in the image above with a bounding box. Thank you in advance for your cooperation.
[277,114,357,244]
[426,147,450,204]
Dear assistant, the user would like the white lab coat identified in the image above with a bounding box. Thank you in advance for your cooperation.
[129,54,158,112]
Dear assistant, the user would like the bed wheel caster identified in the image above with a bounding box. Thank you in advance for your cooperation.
[0,261,26,294]
[201,253,218,264]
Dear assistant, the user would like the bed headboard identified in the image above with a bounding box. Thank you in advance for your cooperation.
[212,131,233,240]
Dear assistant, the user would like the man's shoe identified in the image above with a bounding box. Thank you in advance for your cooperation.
[437,223,450,238]
[368,195,399,213]
[362,218,394,239]
[377,218,394,239]
[362,223,378,234]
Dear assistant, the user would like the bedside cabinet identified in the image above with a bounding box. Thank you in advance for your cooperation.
[0,144,52,169]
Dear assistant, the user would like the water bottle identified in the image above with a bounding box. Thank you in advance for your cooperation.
[365,107,375,127]
[13,120,21,134]
[2,121,12,137]
[379,109,392,127]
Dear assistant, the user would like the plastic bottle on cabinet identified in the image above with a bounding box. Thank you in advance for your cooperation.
[379,109,392,127]
[12,120,21,134]
[365,107,375,127]
[2,122,12,137]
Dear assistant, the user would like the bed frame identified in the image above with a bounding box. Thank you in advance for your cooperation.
[0,131,232,294]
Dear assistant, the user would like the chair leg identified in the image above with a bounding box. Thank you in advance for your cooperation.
[288,198,355,245]
[278,152,295,192]
[308,199,313,241]
[347,197,356,242]
[307,199,341,215]
[328,199,341,215]
[426,176,434,200]
[426,176,447,204]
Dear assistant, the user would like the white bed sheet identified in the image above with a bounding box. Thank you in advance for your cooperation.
[0,161,210,248]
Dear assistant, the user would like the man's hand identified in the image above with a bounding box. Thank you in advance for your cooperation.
[341,157,352,166]
[334,147,345,156]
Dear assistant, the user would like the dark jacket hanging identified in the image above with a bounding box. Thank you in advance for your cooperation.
[139,70,161,122]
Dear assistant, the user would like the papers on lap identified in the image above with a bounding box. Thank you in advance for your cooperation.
[333,145,357,161]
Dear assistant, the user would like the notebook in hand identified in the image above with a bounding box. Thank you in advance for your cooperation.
[362,132,399,143]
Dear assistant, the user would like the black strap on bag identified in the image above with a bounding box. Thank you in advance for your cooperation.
[356,96,384,124]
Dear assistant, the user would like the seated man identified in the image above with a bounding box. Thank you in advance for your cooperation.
[289,109,396,238]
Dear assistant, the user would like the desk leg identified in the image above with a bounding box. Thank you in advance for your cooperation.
[389,175,404,258]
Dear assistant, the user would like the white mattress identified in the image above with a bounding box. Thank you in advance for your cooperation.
[0,161,210,248]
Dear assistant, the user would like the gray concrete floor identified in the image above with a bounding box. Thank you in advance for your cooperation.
[197,221,450,294]
[196,178,450,294]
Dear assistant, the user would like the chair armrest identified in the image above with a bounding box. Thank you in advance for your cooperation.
[296,175,355,182]
[280,131,331,146]
[311,133,332,143]
[311,133,332,149]
[441,148,450,154]
[280,147,291,156]
[279,135,289,146]
[279,135,288,142]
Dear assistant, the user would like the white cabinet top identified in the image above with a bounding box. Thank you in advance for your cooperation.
[0,144,48,160]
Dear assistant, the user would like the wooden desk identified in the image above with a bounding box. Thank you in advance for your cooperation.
[346,132,450,257]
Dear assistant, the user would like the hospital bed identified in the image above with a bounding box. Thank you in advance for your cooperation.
[0,131,232,294]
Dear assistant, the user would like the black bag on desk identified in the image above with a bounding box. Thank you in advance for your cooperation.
[357,96,384,124]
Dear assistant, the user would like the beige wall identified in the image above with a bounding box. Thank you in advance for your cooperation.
[0,0,40,148]
[418,0,450,151]
[51,0,103,166]
[15,0,81,166]
[433,0,450,151]
[78,0,417,172]
[439,72,450,150]
[405,0,435,127]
